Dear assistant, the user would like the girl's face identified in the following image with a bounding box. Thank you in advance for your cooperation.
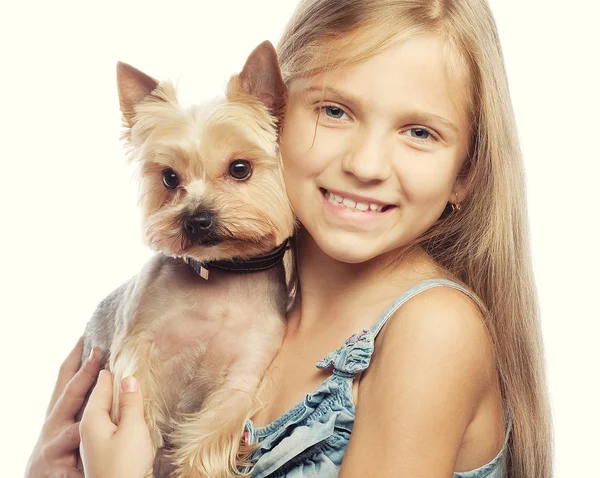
[280,33,472,264]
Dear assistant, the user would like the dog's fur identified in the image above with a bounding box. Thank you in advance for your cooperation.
[81,41,295,477]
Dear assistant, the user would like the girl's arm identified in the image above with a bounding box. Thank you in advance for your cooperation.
[339,287,495,478]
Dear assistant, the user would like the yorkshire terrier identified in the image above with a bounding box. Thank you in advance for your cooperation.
[80,41,294,478]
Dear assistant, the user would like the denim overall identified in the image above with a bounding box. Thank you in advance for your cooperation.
[245,278,513,477]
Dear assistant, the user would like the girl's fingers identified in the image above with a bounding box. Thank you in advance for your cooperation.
[116,376,146,431]
[52,347,102,422]
[86,369,113,413]
[44,421,81,459]
[80,370,115,438]
[47,336,84,418]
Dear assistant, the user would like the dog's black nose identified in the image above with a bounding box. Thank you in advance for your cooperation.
[183,212,213,242]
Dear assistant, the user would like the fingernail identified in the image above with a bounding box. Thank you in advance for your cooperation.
[88,347,101,364]
[121,376,138,393]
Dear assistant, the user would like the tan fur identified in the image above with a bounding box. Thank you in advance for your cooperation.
[131,91,293,262]
[83,41,295,478]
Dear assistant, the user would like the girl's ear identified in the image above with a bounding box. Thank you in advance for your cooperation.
[452,151,476,204]
[451,173,472,205]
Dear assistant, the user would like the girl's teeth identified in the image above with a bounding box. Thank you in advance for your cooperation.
[324,190,385,212]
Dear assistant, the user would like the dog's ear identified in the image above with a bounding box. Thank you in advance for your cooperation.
[117,62,159,127]
[228,41,286,122]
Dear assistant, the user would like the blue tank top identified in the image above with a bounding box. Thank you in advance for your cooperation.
[244,278,513,478]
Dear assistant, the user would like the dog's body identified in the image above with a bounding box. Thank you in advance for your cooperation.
[81,42,294,478]
[84,255,286,477]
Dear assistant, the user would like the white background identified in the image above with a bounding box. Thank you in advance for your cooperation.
[2,1,598,476]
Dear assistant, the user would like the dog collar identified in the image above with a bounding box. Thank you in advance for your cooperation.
[183,238,290,280]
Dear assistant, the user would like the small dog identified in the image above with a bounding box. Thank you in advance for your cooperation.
[81,41,295,477]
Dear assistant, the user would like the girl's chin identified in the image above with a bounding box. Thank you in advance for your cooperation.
[313,233,385,264]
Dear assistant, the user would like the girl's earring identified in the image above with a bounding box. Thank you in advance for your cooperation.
[451,192,462,212]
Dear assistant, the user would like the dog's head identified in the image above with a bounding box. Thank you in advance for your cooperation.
[117,41,295,262]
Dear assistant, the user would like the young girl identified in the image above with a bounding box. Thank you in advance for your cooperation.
[26,0,553,477]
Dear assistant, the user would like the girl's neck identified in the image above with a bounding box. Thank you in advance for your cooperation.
[288,228,440,334]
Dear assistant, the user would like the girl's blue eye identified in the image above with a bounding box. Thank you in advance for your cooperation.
[323,105,346,119]
[409,128,432,140]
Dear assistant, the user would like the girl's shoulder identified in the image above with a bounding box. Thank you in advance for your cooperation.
[368,277,491,368]
[366,270,493,379]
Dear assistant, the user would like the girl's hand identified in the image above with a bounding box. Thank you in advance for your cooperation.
[79,370,153,478]
[25,336,102,478]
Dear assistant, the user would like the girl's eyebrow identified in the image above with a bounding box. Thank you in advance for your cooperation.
[303,84,459,134]
[304,85,368,107]
[400,110,460,134]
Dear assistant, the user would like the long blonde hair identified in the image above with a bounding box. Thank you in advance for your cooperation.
[278,1,553,476]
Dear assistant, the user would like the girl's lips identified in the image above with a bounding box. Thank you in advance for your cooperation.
[320,187,396,211]
[319,188,397,225]
[320,188,397,213]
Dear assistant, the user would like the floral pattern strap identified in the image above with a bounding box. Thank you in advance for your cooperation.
[316,329,375,375]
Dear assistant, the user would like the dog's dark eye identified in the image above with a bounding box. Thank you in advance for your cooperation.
[229,160,252,181]
[162,168,180,190]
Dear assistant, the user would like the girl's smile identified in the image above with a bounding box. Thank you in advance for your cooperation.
[319,187,398,229]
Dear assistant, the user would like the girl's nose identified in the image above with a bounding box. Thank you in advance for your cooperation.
[341,128,393,183]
